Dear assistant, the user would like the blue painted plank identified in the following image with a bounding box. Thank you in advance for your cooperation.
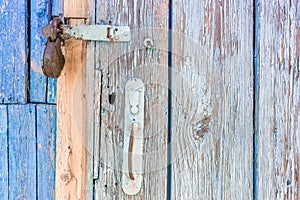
[36,105,56,200]
[0,0,28,103]
[47,0,61,104]
[0,105,8,199]
[47,78,57,104]
[8,105,36,200]
[52,0,64,16]
[30,0,51,102]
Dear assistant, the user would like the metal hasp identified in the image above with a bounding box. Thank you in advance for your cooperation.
[41,17,131,78]
[122,78,145,195]
[63,25,131,42]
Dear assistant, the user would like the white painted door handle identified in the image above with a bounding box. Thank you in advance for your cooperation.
[122,78,144,195]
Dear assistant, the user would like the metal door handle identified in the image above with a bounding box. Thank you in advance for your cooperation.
[122,78,144,195]
[128,122,139,180]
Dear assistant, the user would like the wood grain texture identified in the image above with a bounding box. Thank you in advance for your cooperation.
[0,105,8,199]
[55,19,87,200]
[0,0,28,103]
[8,105,36,200]
[48,0,60,104]
[52,0,64,16]
[257,0,300,199]
[30,0,49,103]
[37,105,57,200]
[64,0,88,18]
[47,78,57,104]
[30,0,57,104]
[88,0,170,199]
[171,0,254,199]
[85,1,96,199]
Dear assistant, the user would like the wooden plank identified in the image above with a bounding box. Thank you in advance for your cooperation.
[171,0,253,199]
[47,78,57,104]
[37,105,56,200]
[90,0,170,199]
[30,0,50,103]
[49,0,61,104]
[55,19,87,200]
[257,0,300,199]
[0,0,28,103]
[8,105,36,200]
[64,0,88,18]
[0,105,8,199]
[85,0,96,199]
[52,0,64,16]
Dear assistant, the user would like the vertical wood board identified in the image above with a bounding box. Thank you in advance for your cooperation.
[64,0,88,18]
[171,0,254,199]
[30,0,49,103]
[0,0,28,103]
[52,0,64,16]
[0,105,8,200]
[257,0,300,199]
[37,105,57,200]
[47,78,57,104]
[89,0,170,199]
[8,105,36,200]
[55,19,87,200]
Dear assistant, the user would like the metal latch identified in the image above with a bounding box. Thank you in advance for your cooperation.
[63,25,130,42]
[122,78,144,196]
[40,17,131,78]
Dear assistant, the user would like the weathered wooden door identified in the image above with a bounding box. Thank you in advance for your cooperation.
[52,0,299,199]
[85,0,254,199]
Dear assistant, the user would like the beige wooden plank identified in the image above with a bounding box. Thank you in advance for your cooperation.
[88,0,170,199]
[85,0,96,198]
[257,0,300,199]
[171,0,254,199]
[55,19,87,200]
[64,0,88,18]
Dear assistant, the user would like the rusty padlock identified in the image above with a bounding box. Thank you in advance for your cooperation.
[41,17,65,78]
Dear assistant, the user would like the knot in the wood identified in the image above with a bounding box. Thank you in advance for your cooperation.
[60,171,72,183]
[193,115,212,141]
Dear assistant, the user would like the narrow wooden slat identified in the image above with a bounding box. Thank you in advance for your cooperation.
[55,19,87,200]
[85,2,96,199]
[48,0,60,104]
[52,0,64,16]
[47,78,57,104]
[37,105,56,200]
[30,0,50,103]
[8,105,36,200]
[64,0,88,18]
[91,1,169,199]
[50,0,63,105]
[171,0,253,199]
[0,0,28,103]
[0,105,8,199]
[257,0,300,199]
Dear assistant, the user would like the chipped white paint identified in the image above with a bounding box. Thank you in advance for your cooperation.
[258,0,300,199]
[121,78,144,195]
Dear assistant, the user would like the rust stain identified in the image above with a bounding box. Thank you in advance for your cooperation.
[153,1,168,25]
[213,0,222,51]
[204,1,213,35]
[296,27,300,57]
